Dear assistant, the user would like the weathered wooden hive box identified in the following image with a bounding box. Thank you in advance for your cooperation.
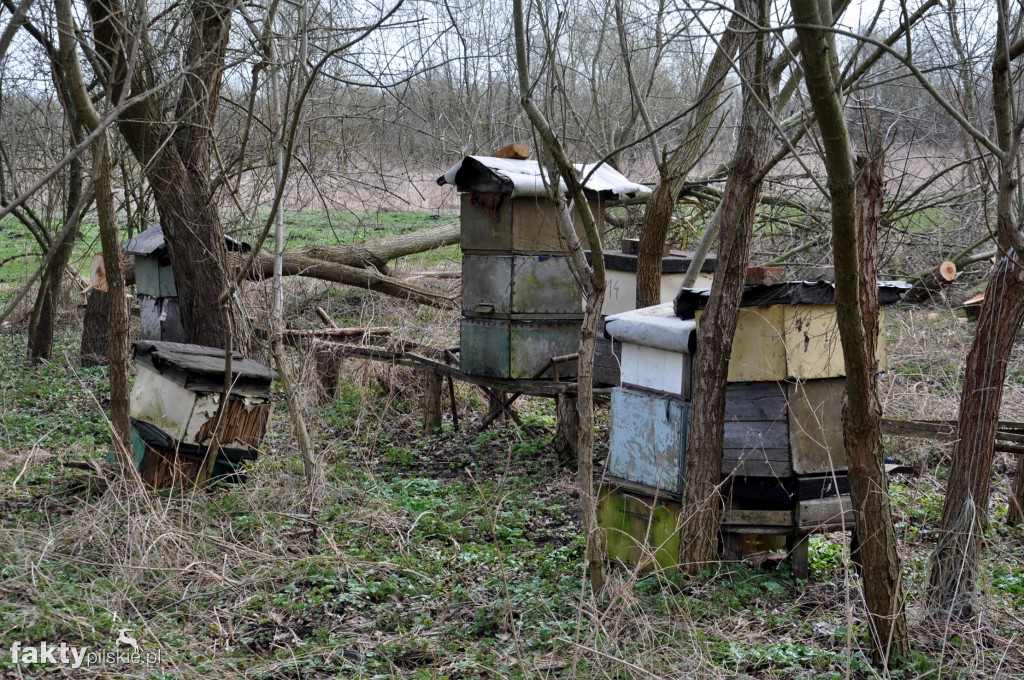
[599,281,909,572]
[601,251,716,317]
[123,226,250,343]
[128,341,275,487]
[438,155,649,379]
[123,226,185,343]
[593,250,717,386]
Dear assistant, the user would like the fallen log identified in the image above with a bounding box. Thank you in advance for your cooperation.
[280,326,392,339]
[103,225,459,308]
[292,221,458,272]
[903,260,956,303]
[249,252,455,308]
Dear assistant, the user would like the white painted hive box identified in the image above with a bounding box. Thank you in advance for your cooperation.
[604,303,696,397]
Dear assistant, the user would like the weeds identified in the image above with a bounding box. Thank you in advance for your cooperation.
[1,249,1023,677]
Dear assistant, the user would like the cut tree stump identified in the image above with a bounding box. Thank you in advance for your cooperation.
[80,290,110,367]
[904,260,957,303]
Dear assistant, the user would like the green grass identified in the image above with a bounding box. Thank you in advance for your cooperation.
[3,209,1024,677]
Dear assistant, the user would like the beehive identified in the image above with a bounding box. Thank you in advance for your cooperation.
[599,280,909,573]
[438,155,649,379]
[127,341,275,487]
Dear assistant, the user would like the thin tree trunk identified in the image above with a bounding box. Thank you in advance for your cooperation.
[791,0,909,665]
[678,0,773,572]
[80,290,110,368]
[634,12,743,308]
[929,256,1024,609]
[94,135,133,473]
[928,0,1024,617]
[847,149,909,666]
[512,0,606,593]
[28,69,86,362]
[267,5,319,488]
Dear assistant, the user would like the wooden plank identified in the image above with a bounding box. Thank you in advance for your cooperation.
[797,497,854,529]
[620,343,691,397]
[723,421,789,450]
[598,486,682,570]
[882,418,1024,444]
[789,379,847,474]
[723,455,792,477]
[722,507,792,527]
[607,389,687,495]
[796,474,850,499]
[724,382,788,420]
[719,306,788,382]
[331,343,578,395]
[723,446,790,462]
[784,305,846,379]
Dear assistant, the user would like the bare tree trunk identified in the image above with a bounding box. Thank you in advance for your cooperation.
[634,12,742,308]
[512,0,606,593]
[848,148,909,665]
[297,222,459,272]
[56,0,133,473]
[928,0,1024,617]
[27,158,82,361]
[929,256,1024,608]
[791,0,909,665]
[84,0,238,350]
[678,0,773,572]
[80,290,110,368]
[94,136,133,472]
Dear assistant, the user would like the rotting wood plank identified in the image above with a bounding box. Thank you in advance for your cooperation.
[881,418,1024,451]
[723,422,789,450]
[722,456,792,477]
[796,497,854,529]
[723,382,788,420]
[721,507,792,527]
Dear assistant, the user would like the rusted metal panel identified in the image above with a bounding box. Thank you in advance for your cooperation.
[607,388,688,494]
[462,254,583,317]
[788,378,847,474]
[460,194,598,254]
[460,318,580,379]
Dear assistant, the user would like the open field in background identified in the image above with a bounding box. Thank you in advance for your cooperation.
[1,208,1022,678]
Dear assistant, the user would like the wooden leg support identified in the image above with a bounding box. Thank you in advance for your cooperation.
[787,534,810,580]
[554,394,579,468]
[422,371,443,433]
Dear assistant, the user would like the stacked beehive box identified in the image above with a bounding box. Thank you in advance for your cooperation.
[437,156,649,379]
[593,248,716,385]
[599,281,909,574]
[127,341,275,488]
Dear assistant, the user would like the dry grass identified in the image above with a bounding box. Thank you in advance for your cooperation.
[2,267,1024,678]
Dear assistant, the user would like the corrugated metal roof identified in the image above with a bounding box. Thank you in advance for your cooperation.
[437,156,650,200]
